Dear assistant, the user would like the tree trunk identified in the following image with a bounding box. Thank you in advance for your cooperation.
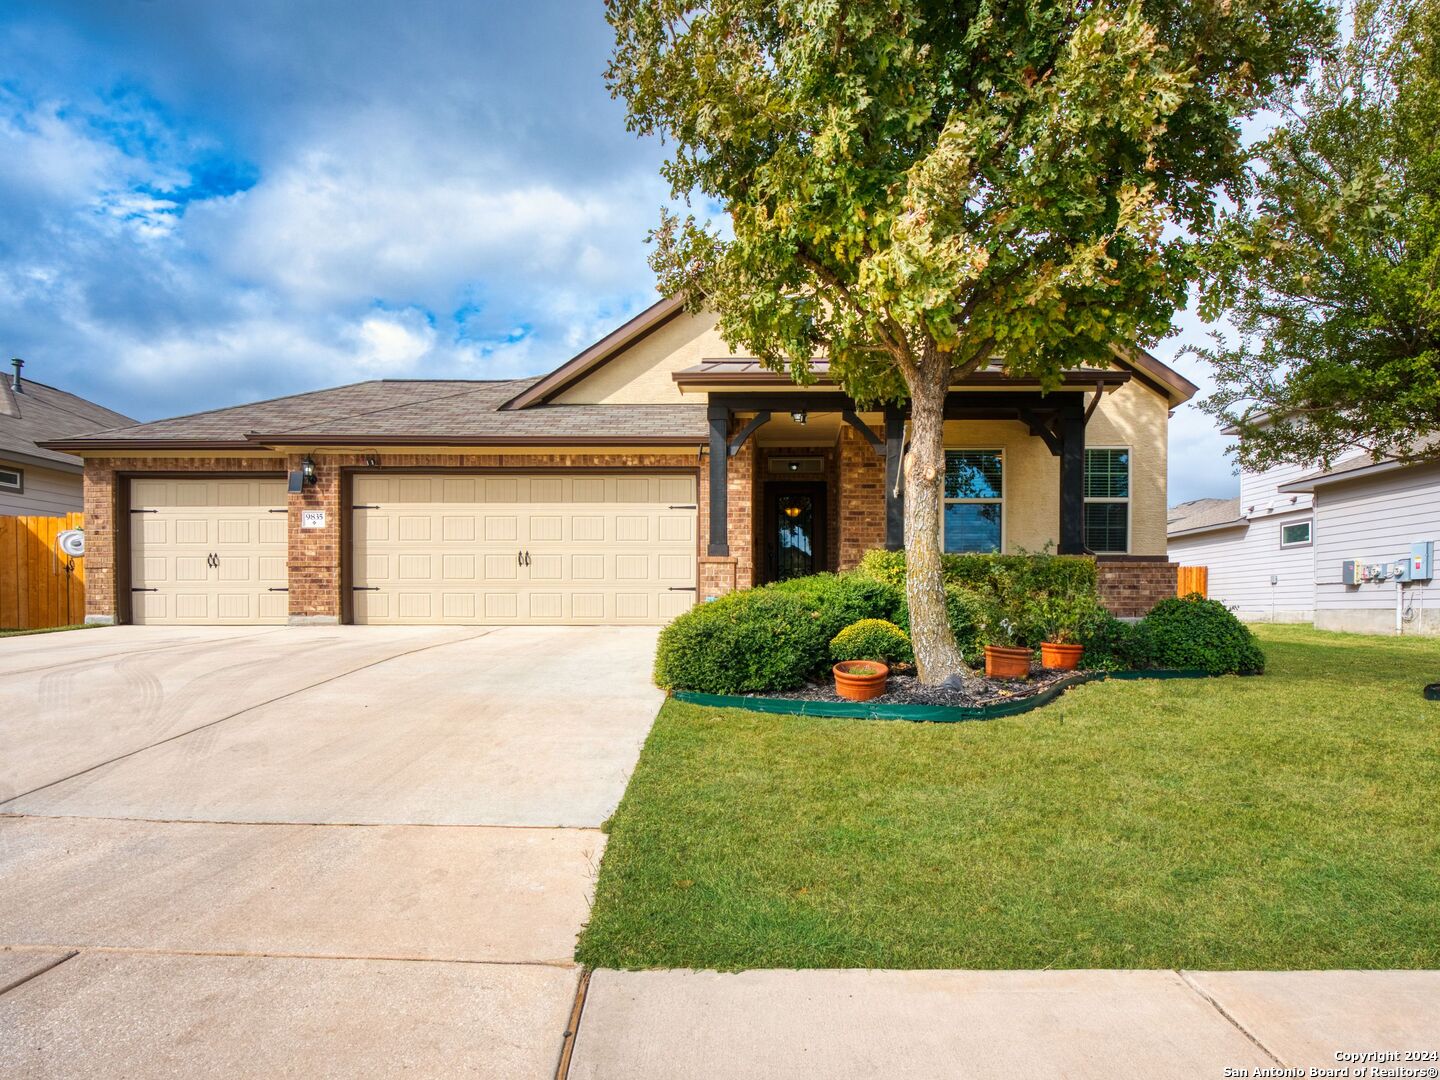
[904,344,968,684]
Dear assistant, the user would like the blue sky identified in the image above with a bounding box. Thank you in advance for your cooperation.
[0,0,1237,503]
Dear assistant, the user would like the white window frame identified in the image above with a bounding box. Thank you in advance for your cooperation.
[1083,446,1131,555]
[0,465,22,494]
[1279,518,1313,548]
[942,447,1005,554]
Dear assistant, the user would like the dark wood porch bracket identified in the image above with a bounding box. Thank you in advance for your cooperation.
[707,388,1103,559]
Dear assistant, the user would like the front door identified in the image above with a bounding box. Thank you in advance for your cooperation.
[765,482,826,582]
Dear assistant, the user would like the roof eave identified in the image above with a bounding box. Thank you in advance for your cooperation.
[244,433,706,447]
[0,447,83,472]
[1167,518,1248,539]
[501,294,688,411]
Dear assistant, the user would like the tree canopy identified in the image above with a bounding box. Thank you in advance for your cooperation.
[1195,0,1439,470]
[607,0,1330,680]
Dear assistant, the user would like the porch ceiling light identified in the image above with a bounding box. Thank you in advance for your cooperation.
[790,408,807,425]
[783,504,802,519]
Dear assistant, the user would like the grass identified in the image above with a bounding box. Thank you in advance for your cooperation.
[578,625,1440,971]
[0,623,97,638]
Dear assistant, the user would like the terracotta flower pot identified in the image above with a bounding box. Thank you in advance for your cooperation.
[1041,642,1084,670]
[984,645,1032,680]
[833,660,889,702]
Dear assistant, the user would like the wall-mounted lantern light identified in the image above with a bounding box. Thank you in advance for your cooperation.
[288,455,318,493]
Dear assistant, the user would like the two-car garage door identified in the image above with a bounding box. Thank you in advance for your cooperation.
[350,473,697,625]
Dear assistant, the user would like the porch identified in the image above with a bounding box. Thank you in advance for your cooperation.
[689,374,1178,617]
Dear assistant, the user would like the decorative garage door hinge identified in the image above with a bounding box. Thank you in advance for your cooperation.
[668,586,698,591]
[131,587,158,592]
[268,508,288,513]
[129,508,157,514]
[668,504,698,509]
[352,504,380,509]
[352,586,380,591]
[268,587,289,592]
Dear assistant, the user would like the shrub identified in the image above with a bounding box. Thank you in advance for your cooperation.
[855,548,1098,600]
[766,572,904,642]
[653,590,830,693]
[829,619,913,665]
[1077,612,1141,672]
[1135,594,1266,675]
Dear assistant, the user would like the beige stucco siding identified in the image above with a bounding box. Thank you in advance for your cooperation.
[554,311,733,405]
[1085,380,1169,555]
[0,460,83,517]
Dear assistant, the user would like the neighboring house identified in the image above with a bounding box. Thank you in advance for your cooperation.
[0,359,136,517]
[44,297,1197,627]
[1168,442,1440,635]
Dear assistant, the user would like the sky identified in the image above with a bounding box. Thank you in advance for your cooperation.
[0,0,1238,504]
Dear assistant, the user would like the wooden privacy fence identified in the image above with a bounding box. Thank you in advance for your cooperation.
[1177,565,1209,598]
[0,512,86,629]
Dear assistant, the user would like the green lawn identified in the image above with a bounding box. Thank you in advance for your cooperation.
[0,624,96,638]
[578,625,1440,971]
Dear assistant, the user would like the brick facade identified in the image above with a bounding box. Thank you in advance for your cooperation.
[836,423,888,569]
[1096,558,1180,618]
[84,450,702,623]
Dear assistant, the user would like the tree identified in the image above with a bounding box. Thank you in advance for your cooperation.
[1195,0,1439,472]
[607,0,1329,682]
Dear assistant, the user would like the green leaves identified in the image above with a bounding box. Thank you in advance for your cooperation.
[1195,0,1440,470]
[608,0,1327,390]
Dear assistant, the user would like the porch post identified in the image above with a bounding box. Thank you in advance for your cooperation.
[1058,395,1086,555]
[707,402,730,556]
[883,402,905,551]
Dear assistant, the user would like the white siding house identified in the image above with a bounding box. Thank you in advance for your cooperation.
[1169,447,1440,636]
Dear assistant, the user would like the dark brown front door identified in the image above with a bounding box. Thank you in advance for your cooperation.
[765,482,827,582]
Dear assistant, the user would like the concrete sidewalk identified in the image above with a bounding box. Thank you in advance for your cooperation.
[567,968,1440,1080]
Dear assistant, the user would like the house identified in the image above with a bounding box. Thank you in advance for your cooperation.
[1167,441,1440,635]
[44,297,1197,627]
[1,359,135,517]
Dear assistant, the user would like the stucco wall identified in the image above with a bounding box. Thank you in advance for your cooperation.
[1084,379,1168,556]
[554,311,732,405]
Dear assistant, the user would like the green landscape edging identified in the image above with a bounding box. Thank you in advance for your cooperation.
[673,669,1218,723]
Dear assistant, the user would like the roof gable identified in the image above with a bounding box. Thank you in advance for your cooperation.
[0,377,136,470]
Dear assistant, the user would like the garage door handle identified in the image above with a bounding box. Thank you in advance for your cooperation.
[524,551,532,566]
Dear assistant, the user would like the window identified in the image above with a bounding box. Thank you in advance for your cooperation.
[1084,448,1129,553]
[1280,519,1312,547]
[0,466,22,494]
[943,450,1002,552]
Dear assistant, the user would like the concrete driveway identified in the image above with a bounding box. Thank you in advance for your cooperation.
[0,624,663,1078]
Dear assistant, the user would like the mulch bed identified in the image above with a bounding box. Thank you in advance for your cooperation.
[757,664,1086,708]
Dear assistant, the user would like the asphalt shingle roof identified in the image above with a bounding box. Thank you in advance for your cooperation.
[1,376,136,467]
[1167,497,1243,536]
[51,378,708,447]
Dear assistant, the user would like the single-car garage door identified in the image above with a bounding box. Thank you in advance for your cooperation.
[351,473,697,625]
[129,478,289,624]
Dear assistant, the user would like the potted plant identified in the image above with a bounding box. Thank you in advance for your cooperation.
[979,600,1032,680]
[832,660,890,701]
[1037,594,1091,671]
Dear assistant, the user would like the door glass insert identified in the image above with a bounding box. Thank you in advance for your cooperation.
[776,494,816,580]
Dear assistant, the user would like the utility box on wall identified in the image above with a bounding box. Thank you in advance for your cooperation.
[1409,540,1434,581]
[1342,559,1359,586]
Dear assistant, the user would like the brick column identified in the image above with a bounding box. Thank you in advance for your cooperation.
[837,422,887,569]
[82,460,118,622]
[287,455,343,622]
[1096,558,1179,618]
[728,435,756,590]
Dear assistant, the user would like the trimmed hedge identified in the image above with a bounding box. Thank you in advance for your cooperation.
[652,589,830,694]
[1131,594,1266,675]
[830,619,913,665]
[855,548,1098,600]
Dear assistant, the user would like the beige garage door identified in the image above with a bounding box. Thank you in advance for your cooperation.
[351,473,697,625]
[129,478,289,625]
